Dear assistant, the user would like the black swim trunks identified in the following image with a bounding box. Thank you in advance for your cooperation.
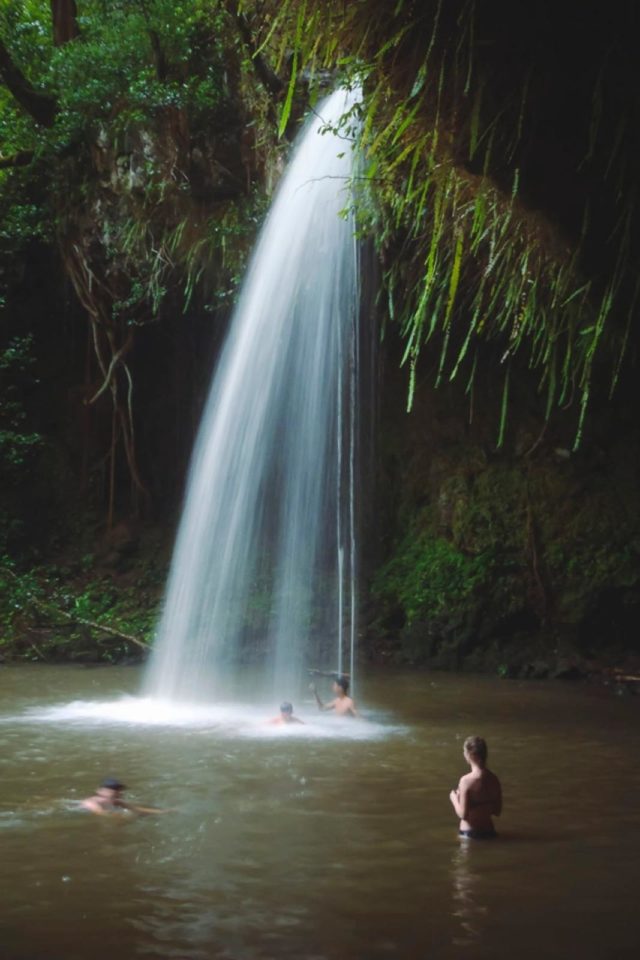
[458,828,497,840]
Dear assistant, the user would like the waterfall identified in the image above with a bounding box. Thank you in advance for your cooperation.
[144,88,362,704]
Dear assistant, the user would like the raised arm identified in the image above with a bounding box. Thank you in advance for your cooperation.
[310,683,335,711]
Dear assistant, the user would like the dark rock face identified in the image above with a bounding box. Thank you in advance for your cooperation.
[364,337,640,674]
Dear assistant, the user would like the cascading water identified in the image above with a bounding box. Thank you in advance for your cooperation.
[144,88,362,704]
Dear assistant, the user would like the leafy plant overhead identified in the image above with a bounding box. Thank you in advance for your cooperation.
[243,0,640,447]
[0,0,276,521]
[1,0,639,534]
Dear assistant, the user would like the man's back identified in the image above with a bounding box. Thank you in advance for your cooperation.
[461,768,502,831]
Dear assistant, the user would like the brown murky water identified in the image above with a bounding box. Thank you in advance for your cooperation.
[0,665,638,960]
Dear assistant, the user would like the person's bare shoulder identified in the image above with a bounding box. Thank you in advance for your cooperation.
[482,769,500,790]
[483,768,502,813]
[339,697,356,711]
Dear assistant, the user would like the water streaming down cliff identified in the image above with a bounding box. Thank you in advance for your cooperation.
[144,88,362,703]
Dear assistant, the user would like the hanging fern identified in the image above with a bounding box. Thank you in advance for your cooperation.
[243,0,640,447]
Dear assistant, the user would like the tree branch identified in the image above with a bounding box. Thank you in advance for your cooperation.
[227,2,284,99]
[0,149,33,169]
[2,566,151,652]
[0,36,58,126]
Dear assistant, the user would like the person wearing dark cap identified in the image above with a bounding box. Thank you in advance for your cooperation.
[267,701,304,725]
[81,778,171,817]
[310,676,358,717]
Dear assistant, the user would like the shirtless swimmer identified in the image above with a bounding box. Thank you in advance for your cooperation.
[311,676,358,717]
[449,736,502,839]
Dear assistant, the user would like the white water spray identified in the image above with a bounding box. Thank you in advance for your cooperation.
[144,89,361,703]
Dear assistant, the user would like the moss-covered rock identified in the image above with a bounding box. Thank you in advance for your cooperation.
[365,351,640,673]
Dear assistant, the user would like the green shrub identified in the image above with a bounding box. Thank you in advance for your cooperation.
[373,531,491,625]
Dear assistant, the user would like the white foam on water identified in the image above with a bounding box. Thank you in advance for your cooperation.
[16,696,250,728]
[4,696,407,742]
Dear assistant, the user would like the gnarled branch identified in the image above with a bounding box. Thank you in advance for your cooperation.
[0,36,58,126]
[227,2,284,99]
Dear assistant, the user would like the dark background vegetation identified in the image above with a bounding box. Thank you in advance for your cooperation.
[1,0,638,678]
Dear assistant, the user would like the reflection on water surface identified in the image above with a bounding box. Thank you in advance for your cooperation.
[0,665,638,959]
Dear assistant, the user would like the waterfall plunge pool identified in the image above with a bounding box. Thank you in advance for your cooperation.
[1,664,639,960]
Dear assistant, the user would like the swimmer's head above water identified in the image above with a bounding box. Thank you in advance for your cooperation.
[269,701,303,724]
[81,778,128,815]
[81,779,172,817]
[333,676,349,695]
[91,778,127,803]
[101,777,126,792]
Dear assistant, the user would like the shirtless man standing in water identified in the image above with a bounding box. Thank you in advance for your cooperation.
[311,676,358,717]
[449,736,502,839]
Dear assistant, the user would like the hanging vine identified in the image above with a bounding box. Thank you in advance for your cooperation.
[243,0,640,447]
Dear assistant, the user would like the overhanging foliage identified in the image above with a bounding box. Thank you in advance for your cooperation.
[245,0,640,446]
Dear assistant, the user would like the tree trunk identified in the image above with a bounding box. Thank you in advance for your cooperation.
[51,0,80,46]
[136,0,167,80]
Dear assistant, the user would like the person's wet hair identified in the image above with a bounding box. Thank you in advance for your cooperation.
[101,777,126,791]
[463,736,488,765]
[334,676,349,694]
[280,701,293,714]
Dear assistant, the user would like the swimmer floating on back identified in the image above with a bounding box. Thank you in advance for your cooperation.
[449,736,502,839]
[310,675,358,717]
[81,778,172,817]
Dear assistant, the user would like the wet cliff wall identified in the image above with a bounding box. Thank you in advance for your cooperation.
[365,334,640,676]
